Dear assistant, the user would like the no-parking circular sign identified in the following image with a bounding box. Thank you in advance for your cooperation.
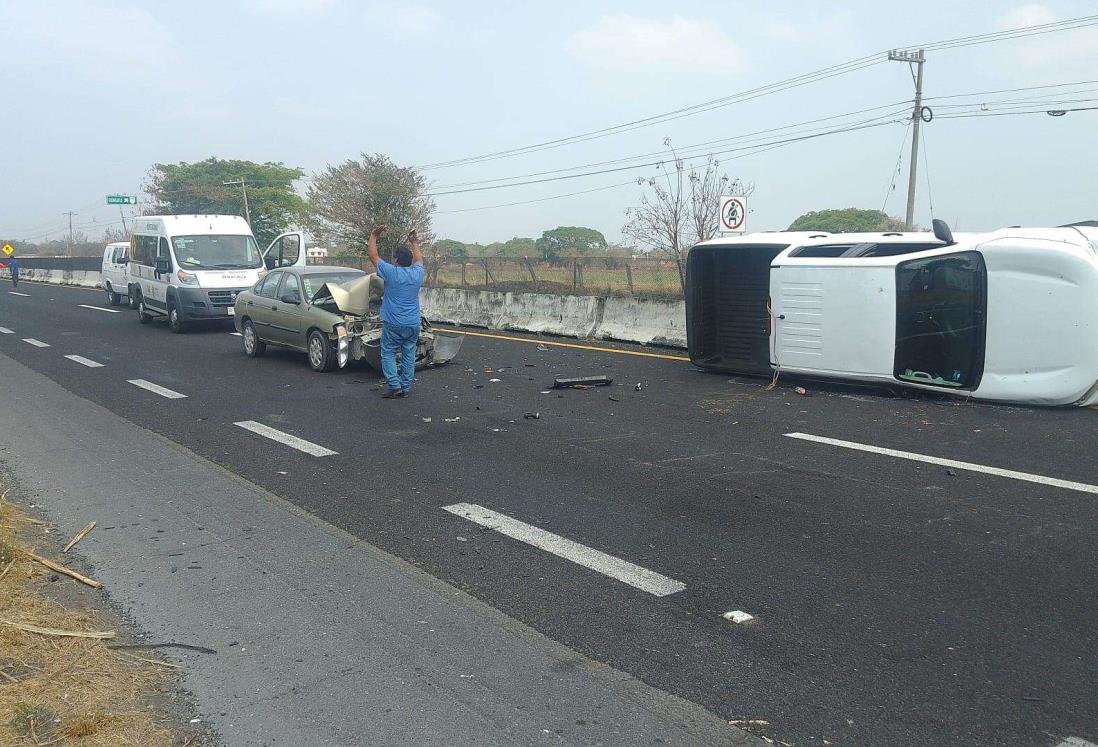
[719,195,747,233]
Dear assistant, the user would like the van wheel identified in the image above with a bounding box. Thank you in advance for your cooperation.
[127,287,139,309]
[307,330,335,372]
[137,296,152,324]
[105,284,120,306]
[242,320,266,357]
[167,301,185,333]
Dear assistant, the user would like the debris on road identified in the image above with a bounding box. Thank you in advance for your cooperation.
[794,386,807,396]
[422,417,433,423]
[729,719,771,727]
[489,378,502,383]
[63,520,96,552]
[23,548,102,588]
[444,417,461,423]
[537,344,550,351]
[609,396,620,402]
[552,375,613,389]
[635,382,642,391]
[523,412,540,420]
[722,610,755,624]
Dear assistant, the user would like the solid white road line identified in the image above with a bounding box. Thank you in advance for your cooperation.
[233,421,338,457]
[64,354,103,368]
[786,432,1098,495]
[442,502,686,597]
[127,379,187,399]
[0,327,13,334]
[78,304,121,313]
[22,338,49,348]
[9,292,30,297]
[1058,738,1098,747]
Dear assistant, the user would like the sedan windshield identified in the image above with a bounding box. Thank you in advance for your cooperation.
[172,235,262,269]
[302,272,364,301]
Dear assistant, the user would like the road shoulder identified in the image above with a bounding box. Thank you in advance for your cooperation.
[0,350,758,746]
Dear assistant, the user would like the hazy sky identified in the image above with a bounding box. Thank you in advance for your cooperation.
[1,0,1096,246]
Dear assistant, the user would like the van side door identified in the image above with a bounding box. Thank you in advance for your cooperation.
[263,232,306,270]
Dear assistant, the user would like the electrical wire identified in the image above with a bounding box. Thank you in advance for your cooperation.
[437,180,639,214]
[921,127,935,219]
[881,120,911,214]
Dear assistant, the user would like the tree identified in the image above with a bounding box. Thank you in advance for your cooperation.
[622,146,753,291]
[308,153,434,260]
[433,238,468,260]
[787,208,906,233]
[143,157,307,247]
[534,227,607,263]
[499,237,537,258]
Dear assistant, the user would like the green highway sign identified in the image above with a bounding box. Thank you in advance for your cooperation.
[106,195,136,205]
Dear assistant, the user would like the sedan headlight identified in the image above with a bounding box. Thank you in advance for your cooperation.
[176,269,199,286]
[336,324,349,367]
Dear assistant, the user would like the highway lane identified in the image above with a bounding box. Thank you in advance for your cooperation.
[1,281,1096,746]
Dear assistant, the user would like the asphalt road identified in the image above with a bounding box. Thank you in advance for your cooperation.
[2,281,1096,747]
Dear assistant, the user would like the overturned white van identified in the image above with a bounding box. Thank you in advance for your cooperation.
[686,221,1098,407]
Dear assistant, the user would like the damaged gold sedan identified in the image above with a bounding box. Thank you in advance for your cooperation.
[232,265,462,372]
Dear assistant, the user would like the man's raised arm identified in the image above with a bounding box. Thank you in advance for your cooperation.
[409,230,424,266]
[368,224,386,267]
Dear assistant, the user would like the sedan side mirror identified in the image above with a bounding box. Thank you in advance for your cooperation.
[280,293,301,305]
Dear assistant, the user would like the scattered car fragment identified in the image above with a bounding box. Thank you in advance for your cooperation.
[552,375,614,389]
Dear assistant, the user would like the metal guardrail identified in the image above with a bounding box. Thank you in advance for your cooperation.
[310,256,684,299]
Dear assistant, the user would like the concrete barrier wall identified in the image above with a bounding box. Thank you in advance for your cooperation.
[0,268,102,289]
[421,287,686,349]
[1,269,686,348]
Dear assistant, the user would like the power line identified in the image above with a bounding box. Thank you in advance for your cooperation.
[417,15,1098,172]
[881,121,912,214]
[437,180,639,214]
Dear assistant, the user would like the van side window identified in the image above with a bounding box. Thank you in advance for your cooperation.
[158,237,171,260]
[137,235,158,266]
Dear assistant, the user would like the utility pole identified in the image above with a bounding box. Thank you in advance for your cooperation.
[62,211,77,257]
[888,48,925,231]
[223,178,251,225]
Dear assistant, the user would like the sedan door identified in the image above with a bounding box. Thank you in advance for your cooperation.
[243,271,283,342]
[273,273,308,350]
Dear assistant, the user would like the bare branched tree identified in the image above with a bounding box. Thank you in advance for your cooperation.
[623,142,754,291]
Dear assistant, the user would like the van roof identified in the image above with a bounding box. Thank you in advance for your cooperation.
[133,214,252,234]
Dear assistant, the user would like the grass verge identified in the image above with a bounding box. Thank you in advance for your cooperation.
[0,487,192,746]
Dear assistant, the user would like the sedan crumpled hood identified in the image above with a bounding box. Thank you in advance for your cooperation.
[314,273,384,316]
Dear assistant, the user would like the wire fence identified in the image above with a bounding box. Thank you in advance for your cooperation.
[311,256,685,299]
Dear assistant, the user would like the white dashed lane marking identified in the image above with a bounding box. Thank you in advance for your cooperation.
[443,502,686,597]
[785,432,1098,495]
[1058,739,1098,747]
[127,379,187,399]
[0,327,13,334]
[64,354,104,368]
[78,304,122,313]
[22,338,49,348]
[8,291,30,297]
[229,332,242,336]
[233,421,338,457]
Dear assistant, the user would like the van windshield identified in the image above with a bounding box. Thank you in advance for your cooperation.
[172,235,262,269]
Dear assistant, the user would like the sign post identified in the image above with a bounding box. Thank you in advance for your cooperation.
[718,195,748,236]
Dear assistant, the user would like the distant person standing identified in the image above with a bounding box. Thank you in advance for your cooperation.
[8,256,19,288]
[367,224,425,398]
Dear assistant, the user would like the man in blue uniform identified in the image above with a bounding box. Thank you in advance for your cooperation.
[367,224,425,399]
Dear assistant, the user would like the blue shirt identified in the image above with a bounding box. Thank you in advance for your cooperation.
[376,259,424,327]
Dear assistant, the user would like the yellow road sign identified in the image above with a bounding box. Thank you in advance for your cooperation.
[2,244,13,256]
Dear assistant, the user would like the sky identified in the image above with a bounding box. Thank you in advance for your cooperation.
[1,0,1096,246]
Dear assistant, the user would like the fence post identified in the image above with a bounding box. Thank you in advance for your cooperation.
[461,262,466,288]
[483,258,489,289]
[625,262,634,296]
[524,257,539,291]
[572,259,578,292]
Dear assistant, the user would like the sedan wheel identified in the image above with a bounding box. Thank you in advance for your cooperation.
[308,330,334,372]
[243,320,266,357]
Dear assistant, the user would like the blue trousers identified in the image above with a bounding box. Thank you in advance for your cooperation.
[381,323,418,392]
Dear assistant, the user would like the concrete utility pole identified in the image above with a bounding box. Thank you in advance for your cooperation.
[888,48,926,231]
[62,211,77,257]
[223,178,251,225]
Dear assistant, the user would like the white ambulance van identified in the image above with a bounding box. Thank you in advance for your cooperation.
[128,215,305,332]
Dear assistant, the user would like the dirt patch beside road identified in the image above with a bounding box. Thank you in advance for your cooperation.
[0,485,203,746]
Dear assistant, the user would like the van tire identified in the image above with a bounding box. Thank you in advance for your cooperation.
[242,319,266,357]
[105,283,120,306]
[127,286,139,310]
[307,330,335,372]
[167,301,185,333]
[137,295,153,324]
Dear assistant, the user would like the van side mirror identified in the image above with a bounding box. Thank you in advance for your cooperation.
[155,258,171,274]
[932,219,955,246]
[264,255,276,270]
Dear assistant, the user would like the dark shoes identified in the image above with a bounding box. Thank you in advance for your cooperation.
[381,388,405,399]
